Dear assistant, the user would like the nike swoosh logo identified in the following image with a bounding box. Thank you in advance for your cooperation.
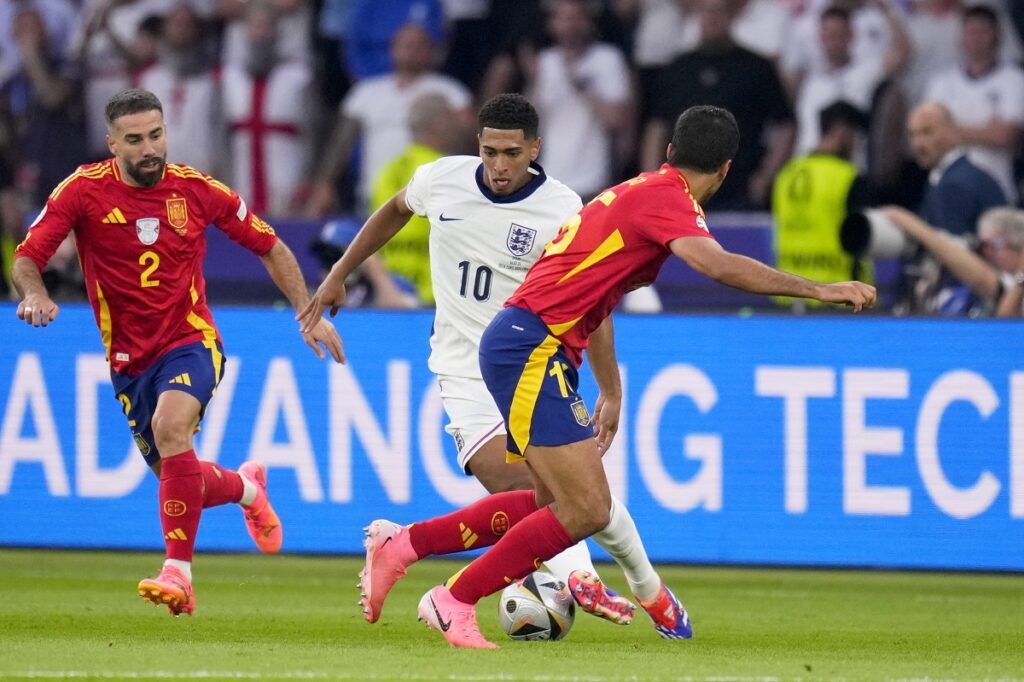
[430,597,452,631]
[439,214,462,222]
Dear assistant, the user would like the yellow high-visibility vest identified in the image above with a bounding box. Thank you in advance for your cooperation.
[771,153,870,303]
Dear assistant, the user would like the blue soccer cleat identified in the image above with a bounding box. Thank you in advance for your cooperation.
[636,583,692,640]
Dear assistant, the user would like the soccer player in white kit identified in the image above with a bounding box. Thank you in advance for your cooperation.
[300,94,674,635]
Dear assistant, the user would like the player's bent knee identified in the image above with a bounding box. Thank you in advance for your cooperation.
[150,413,194,454]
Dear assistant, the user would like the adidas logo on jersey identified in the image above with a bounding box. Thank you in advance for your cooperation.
[101,208,127,224]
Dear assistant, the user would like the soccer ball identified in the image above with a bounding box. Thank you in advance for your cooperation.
[498,571,575,641]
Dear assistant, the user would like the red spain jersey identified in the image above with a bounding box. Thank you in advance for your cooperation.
[507,164,715,364]
[15,160,278,376]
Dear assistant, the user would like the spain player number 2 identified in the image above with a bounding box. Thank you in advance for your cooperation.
[139,251,160,288]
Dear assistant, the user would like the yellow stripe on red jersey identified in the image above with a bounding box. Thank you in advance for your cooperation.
[507,164,715,363]
[15,160,278,376]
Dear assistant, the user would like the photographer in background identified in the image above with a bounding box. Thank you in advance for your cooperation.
[880,205,1024,317]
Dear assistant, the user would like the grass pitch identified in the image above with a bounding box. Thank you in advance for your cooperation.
[0,549,1020,682]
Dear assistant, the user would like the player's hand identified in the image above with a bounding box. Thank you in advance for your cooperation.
[17,294,60,327]
[816,281,877,312]
[301,316,345,364]
[592,392,621,454]
[297,276,347,333]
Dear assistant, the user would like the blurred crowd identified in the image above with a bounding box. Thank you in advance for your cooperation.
[1,0,1023,316]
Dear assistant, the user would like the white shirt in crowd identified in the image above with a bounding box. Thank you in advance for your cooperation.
[533,42,631,199]
[343,72,472,205]
[925,62,1024,202]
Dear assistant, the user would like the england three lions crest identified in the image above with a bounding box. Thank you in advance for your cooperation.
[507,223,537,257]
[136,218,159,245]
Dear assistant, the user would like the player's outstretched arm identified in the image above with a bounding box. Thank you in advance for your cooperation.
[587,315,621,453]
[260,241,345,363]
[881,206,1002,301]
[12,257,60,327]
[297,189,415,331]
[670,236,877,311]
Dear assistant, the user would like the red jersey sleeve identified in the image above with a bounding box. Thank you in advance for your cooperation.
[631,177,715,248]
[201,175,278,256]
[14,171,82,270]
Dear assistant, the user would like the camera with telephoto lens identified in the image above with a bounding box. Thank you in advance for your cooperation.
[840,209,915,259]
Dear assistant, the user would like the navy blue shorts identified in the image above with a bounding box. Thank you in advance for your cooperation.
[479,306,594,460]
[110,340,225,466]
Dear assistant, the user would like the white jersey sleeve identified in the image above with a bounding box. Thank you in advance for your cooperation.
[419,155,582,378]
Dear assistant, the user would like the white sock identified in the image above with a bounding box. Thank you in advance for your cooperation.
[164,558,192,582]
[543,540,598,586]
[591,497,661,602]
[238,472,257,506]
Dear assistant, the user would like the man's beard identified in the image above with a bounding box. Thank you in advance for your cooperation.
[126,157,165,187]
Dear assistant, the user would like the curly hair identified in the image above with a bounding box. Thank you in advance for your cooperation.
[478,93,539,139]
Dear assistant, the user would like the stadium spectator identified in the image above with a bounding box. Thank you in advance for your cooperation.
[11,88,342,617]
[298,92,689,642]
[2,5,87,209]
[345,0,445,81]
[783,0,909,92]
[71,0,176,160]
[137,2,221,175]
[0,0,79,89]
[726,0,793,61]
[793,3,910,158]
[881,205,1024,316]
[642,0,795,210]
[303,104,875,649]
[366,93,460,307]
[908,101,1006,237]
[307,23,472,216]
[528,0,632,200]
[219,0,314,70]
[315,0,357,108]
[223,1,314,217]
[923,4,1024,203]
[772,101,872,307]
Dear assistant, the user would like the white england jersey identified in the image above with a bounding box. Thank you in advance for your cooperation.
[405,155,582,378]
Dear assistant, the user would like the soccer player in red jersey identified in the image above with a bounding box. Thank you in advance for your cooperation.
[344,105,874,649]
[12,89,344,617]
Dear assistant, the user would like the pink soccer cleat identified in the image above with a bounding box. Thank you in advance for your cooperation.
[568,569,636,625]
[239,461,282,554]
[637,583,693,640]
[138,564,195,617]
[417,585,498,649]
[359,519,418,623]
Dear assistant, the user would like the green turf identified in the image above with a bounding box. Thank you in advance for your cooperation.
[0,549,1020,682]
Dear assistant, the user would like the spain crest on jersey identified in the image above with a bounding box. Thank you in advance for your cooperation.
[507,223,536,257]
[136,218,159,245]
[166,197,189,236]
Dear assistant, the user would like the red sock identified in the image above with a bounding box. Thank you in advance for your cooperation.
[408,490,537,558]
[448,506,574,605]
[199,461,244,509]
[159,449,203,562]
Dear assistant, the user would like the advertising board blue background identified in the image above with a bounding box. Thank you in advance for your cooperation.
[1,304,1021,571]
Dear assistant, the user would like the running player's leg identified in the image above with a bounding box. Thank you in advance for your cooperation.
[443,376,610,607]
[130,342,219,615]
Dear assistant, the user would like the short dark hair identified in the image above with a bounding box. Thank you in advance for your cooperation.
[963,5,998,26]
[667,105,739,173]
[821,6,851,23]
[819,100,868,135]
[105,88,163,127]
[478,93,539,139]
